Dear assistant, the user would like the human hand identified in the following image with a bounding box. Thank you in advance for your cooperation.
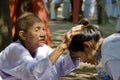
[49,25,82,64]
[63,25,82,48]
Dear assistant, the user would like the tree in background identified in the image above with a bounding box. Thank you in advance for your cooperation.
[0,0,12,51]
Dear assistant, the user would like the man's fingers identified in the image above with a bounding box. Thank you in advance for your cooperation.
[70,25,83,37]
[72,25,82,33]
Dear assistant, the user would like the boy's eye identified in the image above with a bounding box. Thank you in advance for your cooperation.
[35,28,39,32]
[34,27,45,32]
[43,28,46,31]
[34,27,40,31]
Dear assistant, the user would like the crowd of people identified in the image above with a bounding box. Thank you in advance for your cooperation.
[0,0,120,80]
[45,0,120,22]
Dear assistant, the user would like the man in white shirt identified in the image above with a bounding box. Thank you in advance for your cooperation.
[101,33,120,80]
[0,41,79,80]
[0,12,81,80]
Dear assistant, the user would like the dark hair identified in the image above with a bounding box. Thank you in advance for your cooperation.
[68,18,103,51]
[13,12,44,41]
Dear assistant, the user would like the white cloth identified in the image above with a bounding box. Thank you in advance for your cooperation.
[0,40,79,80]
[101,33,120,80]
[0,76,2,80]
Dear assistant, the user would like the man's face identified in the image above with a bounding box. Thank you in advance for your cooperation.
[25,22,46,48]
[72,50,96,65]
[72,38,103,65]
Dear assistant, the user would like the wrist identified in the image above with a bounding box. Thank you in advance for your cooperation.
[62,39,70,49]
[60,42,68,50]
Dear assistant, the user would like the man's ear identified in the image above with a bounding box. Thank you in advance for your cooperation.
[83,41,92,51]
[19,31,26,40]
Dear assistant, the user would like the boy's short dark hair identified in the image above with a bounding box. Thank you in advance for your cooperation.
[68,18,102,51]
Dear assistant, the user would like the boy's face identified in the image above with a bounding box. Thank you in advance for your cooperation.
[72,49,96,65]
[24,22,46,48]
[72,38,103,65]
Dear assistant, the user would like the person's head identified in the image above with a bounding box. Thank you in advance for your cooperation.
[16,12,46,53]
[68,18,103,65]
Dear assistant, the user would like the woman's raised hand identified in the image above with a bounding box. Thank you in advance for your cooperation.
[63,25,82,48]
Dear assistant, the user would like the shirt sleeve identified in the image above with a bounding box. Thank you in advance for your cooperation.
[25,57,55,80]
[0,43,55,80]
[3,57,55,80]
[0,76,2,80]
[105,60,120,80]
[54,53,80,76]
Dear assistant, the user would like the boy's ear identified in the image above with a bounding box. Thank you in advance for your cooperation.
[19,31,26,40]
[83,41,92,51]
[83,42,91,48]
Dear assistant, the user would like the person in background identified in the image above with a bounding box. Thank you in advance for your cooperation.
[111,0,119,19]
[0,12,82,80]
[105,0,112,20]
[90,0,97,19]
[50,0,62,21]
[115,0,120,31]
[43,0,48,11]
[62,0,71,21]
[83,0,91,18]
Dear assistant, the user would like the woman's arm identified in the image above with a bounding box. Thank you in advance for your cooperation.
[49,25,82,64]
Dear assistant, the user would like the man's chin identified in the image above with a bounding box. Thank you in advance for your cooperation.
[39,43,45,47]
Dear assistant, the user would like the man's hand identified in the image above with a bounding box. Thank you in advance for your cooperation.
[63,25,82,48]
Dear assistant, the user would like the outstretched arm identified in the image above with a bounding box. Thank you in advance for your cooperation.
[49,25,82,64]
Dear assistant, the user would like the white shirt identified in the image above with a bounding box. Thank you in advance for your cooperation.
[101,33,120,80]
[0,40,79,80]
[0,76,2,80]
